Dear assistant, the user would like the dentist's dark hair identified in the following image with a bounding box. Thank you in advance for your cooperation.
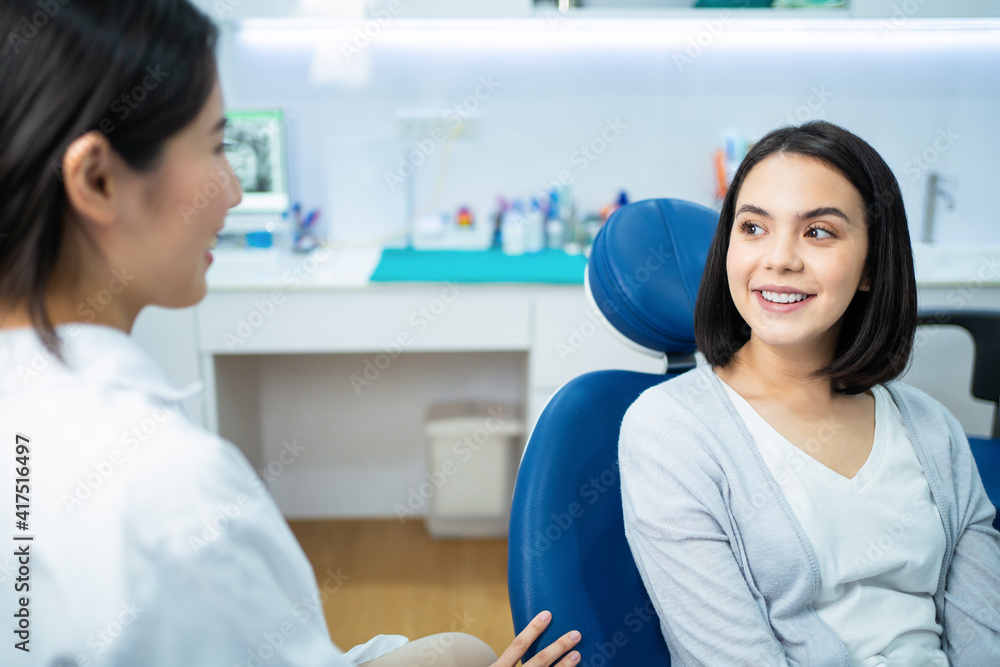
[694,120,917,395]
[0,0,218,363]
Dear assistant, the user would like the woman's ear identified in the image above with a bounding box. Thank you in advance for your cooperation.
[859,269,870,292]
[61,131,119,229]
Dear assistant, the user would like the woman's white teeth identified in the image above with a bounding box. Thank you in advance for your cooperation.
[762,290,807,303]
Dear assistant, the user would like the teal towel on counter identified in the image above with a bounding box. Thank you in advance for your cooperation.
[370,248,588,284]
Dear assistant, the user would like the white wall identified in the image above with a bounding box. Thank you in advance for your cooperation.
[217,18,1000,248]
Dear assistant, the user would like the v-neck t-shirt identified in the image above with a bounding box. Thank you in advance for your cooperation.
[717,378,949,667]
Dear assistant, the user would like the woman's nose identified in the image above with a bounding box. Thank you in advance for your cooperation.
[763,231,803,272]
[226,160,242,209]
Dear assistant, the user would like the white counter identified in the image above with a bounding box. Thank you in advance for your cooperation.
[130,243,1000,518]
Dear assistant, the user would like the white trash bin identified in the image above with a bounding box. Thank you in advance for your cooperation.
[423,402,524,539]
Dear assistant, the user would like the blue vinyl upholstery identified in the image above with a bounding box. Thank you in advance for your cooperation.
[507,198,717,665]
[915,310,1000,532]
[507,199,1000,664]
[968,438,1000,532]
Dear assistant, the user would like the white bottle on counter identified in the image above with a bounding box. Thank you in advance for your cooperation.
[525,200,545,253]
[501,208,527,256]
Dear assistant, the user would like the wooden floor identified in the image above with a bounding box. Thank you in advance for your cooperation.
[289,518,514,658]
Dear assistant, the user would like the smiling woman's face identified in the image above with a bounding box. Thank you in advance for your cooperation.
[115,74,242,311]
[134,79,242,307]
[726,152,870,357]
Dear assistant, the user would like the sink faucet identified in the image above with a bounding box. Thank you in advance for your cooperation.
[921,171,955,244]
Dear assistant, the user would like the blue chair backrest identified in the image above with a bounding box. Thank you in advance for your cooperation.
[508,199,1000,664]
[507,199,718,665]
[915,310,1000,531]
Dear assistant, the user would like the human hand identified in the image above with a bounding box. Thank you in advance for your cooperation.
[491,610,581,667]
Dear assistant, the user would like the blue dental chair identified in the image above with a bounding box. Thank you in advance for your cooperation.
[506,198,1000,665]
[914,310,1000,531]
[507,198,718,665]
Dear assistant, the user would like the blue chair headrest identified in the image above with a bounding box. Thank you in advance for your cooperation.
[587,198,719,356]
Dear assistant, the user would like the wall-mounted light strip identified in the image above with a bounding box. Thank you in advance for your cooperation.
[235,17,1000,52]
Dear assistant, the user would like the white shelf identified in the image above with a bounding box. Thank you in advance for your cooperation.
[207,246,382,290]
[912,243,1000,287]
[531,7,852,19]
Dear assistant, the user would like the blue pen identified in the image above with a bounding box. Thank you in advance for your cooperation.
[302,210,316,230]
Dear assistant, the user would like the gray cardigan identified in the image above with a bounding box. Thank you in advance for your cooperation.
[619,364,1000,666]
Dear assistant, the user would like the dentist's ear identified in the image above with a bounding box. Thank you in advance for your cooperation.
[61,131,120,230]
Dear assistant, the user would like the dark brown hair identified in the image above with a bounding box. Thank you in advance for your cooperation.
[0,0,218,363]
[694,121,917,395]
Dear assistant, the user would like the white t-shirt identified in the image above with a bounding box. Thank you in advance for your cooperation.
[0,323,404,666]
[717,377,949,667]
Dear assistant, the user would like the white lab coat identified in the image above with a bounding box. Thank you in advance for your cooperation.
[0,323,404,666]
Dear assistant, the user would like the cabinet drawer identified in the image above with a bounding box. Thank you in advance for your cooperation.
[198,287,531,354]
[531,291,665,389]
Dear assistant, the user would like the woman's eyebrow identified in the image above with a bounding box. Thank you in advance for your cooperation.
[735,204,771,218]
[736,203,852,224]
[210,117,227,134]
[799,206,851,224]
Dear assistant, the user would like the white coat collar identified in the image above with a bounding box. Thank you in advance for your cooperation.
[0,322,203,404]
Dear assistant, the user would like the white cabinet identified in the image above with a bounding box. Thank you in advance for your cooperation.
[128,261,1000,518]
[530,292,665,390]
[131,304,204,425]
[195,288,530,354]
[134,280,668,518]
[527,290,667,430]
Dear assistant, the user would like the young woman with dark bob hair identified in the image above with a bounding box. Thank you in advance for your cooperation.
[0,1,582,665]
[620,121,1000,665]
